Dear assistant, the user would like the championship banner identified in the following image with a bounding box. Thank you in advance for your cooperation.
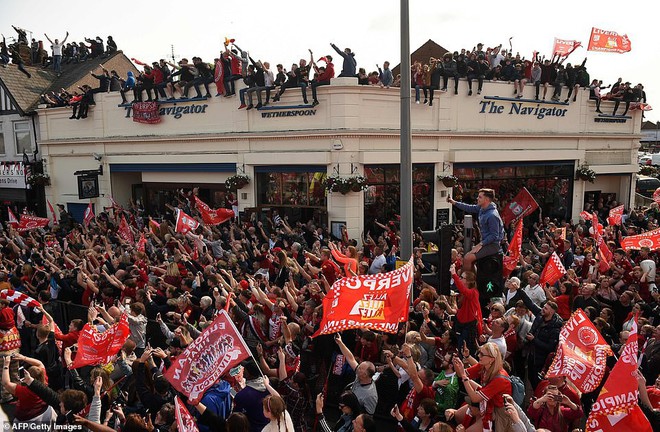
[546,309,612,393]
[175,396,199,432]
[553,38,580,55]
[503,219,523,277]
[587,27,631,54]
[47,200,58,225]
[607,205,624,226]
[175,208,200,234]
[164,309,250,405]
[117,215,134,243]
[15,215,49,232]
[621,227,660,251]
[0,290,40,312]
[70,314,131,369]
[539,252,566,286]
[501,188,539,226]
[132,101,161,124]
[83,202,95,227]
[195,197,235,225]
[312,256,413,337]
[586,317,652,432]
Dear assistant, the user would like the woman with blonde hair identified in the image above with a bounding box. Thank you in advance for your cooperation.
[329,242,358,277]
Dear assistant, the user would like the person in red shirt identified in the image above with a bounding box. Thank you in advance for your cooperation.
[353,330,379,363]
[2,355,55,423]
[317,249,341,285]
[646,375,660,409]
[527,384,583,432]
[396,344,436,422]
[450,264,482,355]
[55,318,84,350]
[310,54,334,106]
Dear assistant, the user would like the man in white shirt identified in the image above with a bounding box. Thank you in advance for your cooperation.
[523,273,546,306]
[44,31,69,76]
[487,318,508,358]
[368,247,386,274]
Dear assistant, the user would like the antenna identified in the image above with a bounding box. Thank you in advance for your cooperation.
[169,44,180,63]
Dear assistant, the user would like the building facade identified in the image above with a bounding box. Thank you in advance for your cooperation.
[36,78,641,237]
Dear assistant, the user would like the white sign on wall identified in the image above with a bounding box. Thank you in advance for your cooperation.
[0,162,26,189]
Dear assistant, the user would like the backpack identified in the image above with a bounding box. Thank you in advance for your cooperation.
[496,374,525,406]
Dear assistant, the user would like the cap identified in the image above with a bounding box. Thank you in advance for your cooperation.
[239,280,250,289]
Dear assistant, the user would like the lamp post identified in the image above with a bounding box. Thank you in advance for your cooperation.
[399,0,412,259]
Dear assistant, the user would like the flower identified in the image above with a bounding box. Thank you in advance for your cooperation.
[225,174,250,190]
[437,174,458,187]
[575,164,596,183]
[27,173,51,187]
[325,175,368,194]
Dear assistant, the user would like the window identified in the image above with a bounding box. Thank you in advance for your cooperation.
[0,124,5,155]
[257,171,327,207]
[14,122,31,155]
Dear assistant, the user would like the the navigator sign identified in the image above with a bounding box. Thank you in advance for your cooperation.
[479,100,568,119]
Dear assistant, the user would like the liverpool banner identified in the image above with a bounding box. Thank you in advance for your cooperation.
[546,309,612,393]
[195,197,234,225]
[607,205,624,226]
[132,101,161,124]
[587,27,631,54]
[175,208,200,234]
[621,227,660,251]
[312,257,413,337]
[175,396,199,432]
[501,188,539,226]
[539,252,567,286]
[71,314,131,369]
[553,38,581,55]
[15,215,49,232]
[117,215,134,243]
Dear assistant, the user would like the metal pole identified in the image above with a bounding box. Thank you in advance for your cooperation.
[400,0,413,259]
[463,215,473,252]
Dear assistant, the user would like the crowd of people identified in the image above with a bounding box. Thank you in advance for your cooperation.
[0,185,659,432]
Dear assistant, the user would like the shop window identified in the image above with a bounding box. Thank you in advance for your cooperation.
[257,172,327,208]
[14,122,31,155]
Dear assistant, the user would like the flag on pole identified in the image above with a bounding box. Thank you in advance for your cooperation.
[83,202,95,227]
[194,197,235,225]
[47,200,58,225]
[175,208,200,235]
[117,215,134,243]
[501,188,539,226]
[539,252,567,286]
[607,205,624,226]
[6,207,18,227]
[503,219,523,277]
[175,396,199,432]
[587,27,632,54]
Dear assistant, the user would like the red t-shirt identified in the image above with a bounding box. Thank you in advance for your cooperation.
[466,365,511,425]
[14,384,48,421]
[648,387,660,409]
[401,384,435,421]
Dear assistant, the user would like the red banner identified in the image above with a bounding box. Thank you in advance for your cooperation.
[71,314,131,369]
[539,252,567,286]
[195,197,234,225]
[586,317,652,432]
[607,205,624,226]
[175,396,199,432]
[553,38,580,55]
[598,242,613,273]
[164,310,250,405]
[654,188,660,204]
[621,227,660,251]
[175,209,200,234]
[132,101,161,124]
[15,215,49,232]
[587,27,632,54]
[579,210,591,221]
[313,257,413,337]
[47,200,58,225]
[6,207,18,227]
[501,188,539,226]
[503,219,523,277]
[546,309,612,393]
[83,202,94,227]
[117,215,134,243]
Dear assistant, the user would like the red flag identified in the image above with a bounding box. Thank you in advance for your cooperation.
[132,101,161,124]
[503,219,523,277]
[539,252,567,286]
[501,188,539,226]
[47,200,58,225]
[586,317,652,432]
[598,242,613,273]
[607,205,624,226]
[224,291,233,312]
[195,197,234,225]
[553,38,580,55]
[592,212,603,246]
[587,27,632,54]
[546,309,613,393]
[0,289,41,310]
[117,215,134,243]
[175,209,200,235]
[70,314,131,369]
[175,396,199,432]
[6,207,18,227]
[16,215,49,232]
[580,210,591,221]
[621,227,660,251]
[83,202,95,227]
[149,218,161,235]
[164,310,250,405]
[313,257,414,337]
[137,234,147,252]
[653,188,660,205]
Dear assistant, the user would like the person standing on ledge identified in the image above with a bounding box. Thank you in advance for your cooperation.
[447,188,504,272]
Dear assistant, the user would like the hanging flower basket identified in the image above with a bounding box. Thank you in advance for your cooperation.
[325,175,368,194]
[225,174,250,190]
[575,165,596,183]
[27,173,51,187]
[437,174,458,187]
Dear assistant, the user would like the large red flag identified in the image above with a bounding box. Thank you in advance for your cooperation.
[553,38,581,55]
[175,208,200,234]
[164,309,250,405]
[539,251,567,286]
[586,317,652,432]
[313,257,413,337]
[607,205,624,226]
[175,396,199,432]
[621,227,660,251]
[83,202,95,227]
[16,215,49,232]
[592,213,603,246]
[598,242,613,273]
[47,200,58,225]
[501,188,539,226]
[70,314,131,369]
[546,309,613,393]
[195,197,235,225]
[503,219,523,277]
[579,210,591,221]
[587,27,632,54]
[117,215,134,243]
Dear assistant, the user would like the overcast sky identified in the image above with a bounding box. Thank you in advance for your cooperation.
[2,0,657,122]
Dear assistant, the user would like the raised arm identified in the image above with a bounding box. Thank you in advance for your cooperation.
[334,333,358,371]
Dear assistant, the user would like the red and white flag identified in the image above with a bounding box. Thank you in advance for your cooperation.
[592,213,603,246]
[164,309,250,405]
[6,207,18,227]
[70,314,131,369]
[546,309,613,393]
[598,242,613,273]
[503,219,523,277]
[195,197,234,226]
[313,257,413,337]
[653,188,660,205]
[587,27,632,54]
[501,188,539,226]
[586,317,652,432]
[539,252,567,286]
[0,289,40,312]
[579,210,591,221]
[621,227,660,251]
[553,38,581,55]
[117,215,134,243]
[83,202,95,227]
[137,234,147,252]
[149,218,161,235]
[607,205,624,226]
[15,215,49,232]
[175,396,199,432]
[47,200,58,225]
[175,208,200,235]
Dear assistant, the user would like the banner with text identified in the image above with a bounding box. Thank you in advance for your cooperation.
[621,227,660,251]
[587,27,632,54]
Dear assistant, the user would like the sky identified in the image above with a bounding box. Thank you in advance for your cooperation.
[2,0,658,122]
